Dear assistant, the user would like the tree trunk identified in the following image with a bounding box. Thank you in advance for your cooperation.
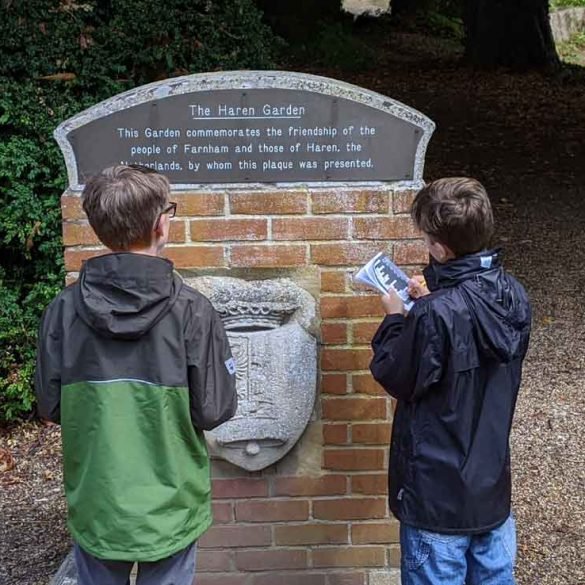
[464,0,560,69]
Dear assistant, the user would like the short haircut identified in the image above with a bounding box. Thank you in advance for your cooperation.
[411,177,494,257]
[81,165,170,250]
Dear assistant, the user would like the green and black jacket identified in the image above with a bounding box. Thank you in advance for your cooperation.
[35,253,237,561]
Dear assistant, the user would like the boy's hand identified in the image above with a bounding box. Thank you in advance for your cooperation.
[408,275,430,299]
[381,290,406,316]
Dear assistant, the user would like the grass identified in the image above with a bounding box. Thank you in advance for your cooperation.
[558,30,585,64]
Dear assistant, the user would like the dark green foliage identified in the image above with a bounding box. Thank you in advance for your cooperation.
[0,0,276,423]
[551,0,585,8]
[393,0,465,40]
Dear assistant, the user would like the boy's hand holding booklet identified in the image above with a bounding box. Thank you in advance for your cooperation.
[354,252,417,312]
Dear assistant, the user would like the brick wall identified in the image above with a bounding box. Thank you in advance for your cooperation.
[61,185,426,584]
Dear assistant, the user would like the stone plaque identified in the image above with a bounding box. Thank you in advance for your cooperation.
[55,71,435,188]
[186,276,318,472]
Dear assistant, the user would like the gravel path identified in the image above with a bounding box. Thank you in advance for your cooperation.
[1,32,584,585]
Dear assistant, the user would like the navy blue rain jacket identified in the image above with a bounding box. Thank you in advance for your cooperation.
[370,250,531,533]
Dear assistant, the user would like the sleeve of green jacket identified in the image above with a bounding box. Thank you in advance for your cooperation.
[185,300,238,431]
[34,300,62,424]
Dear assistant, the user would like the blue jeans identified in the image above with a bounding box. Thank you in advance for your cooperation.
[73,541,197,585]
[400,516,516,585]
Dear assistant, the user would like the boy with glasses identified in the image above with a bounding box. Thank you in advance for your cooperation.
[35,165,237,585]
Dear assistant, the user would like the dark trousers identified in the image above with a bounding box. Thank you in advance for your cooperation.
[73,541,197,585]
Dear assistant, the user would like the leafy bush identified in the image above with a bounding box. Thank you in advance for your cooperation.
[292,21,377,71]
[551,0,585,9]
[0,0,277,424]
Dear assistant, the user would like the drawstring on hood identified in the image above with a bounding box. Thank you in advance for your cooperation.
[74,253,182,340]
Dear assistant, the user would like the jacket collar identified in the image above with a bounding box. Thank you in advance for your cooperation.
[423,249,502,291]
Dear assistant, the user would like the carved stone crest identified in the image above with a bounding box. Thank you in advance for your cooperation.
[186,277,318,471]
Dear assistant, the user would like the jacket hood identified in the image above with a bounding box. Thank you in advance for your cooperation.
[424,250,531,362]
[74,253,182,340]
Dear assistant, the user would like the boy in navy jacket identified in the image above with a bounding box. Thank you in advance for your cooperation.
[370,178,531,585]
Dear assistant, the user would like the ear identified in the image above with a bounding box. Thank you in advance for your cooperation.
[153,212,170,246]
[429,240,454,263]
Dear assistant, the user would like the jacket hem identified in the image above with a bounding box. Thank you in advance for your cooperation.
[69,513,213,562]
[390,505,512,535]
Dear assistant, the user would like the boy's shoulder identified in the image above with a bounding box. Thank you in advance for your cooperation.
[44,281,78,313]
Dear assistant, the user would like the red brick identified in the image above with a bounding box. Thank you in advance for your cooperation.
[394,240,428,265]
[321,296,382,319]
[352,374,386,396]
[61,195,85,220]
[353,217,419,240]
[190,219,267,241]
[311,243,386,267]
[323,423,349,445]
[212,502,233,523]
[235,550,308,571]
[197,575,247,585]
[321,373,348,395]
[312,547,386,568]
[352,321,380,344]
[212,478,269,499]
[352,522,399,544]
[64,248,107,271]
[197,550,234,572]
[199,525,271,548]
[393,189,417,214]
[62,222,100,246]
[274,523,348,546]
[272,218,349,240]
[351,474,388,496]
[230,191,307,215]
[313,498,387,521]
[253,574,327,585]
[321,397,387,421]
[323,449,386,471]
[326,574,367,585]
[164,246,225,268]
[312,190,389,214]
[351,423,391,445]
[389,545,401,568]
[230,244,306,268]
[321,349,372,372]
[169,220,187,243]
[174,192,225,216]
[321,322,348,345]
[321,271,347,293]
[235,500,309,522]
[272,475,347,497]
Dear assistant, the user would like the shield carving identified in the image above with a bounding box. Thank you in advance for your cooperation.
[185,277,318,471]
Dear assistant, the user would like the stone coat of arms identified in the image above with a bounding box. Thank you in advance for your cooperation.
[186,277,318,471]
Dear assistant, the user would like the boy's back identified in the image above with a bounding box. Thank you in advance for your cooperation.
[371,249,531,533]
[35,166,237,584]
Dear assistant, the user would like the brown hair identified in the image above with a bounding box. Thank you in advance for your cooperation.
[81,165,170,250]
[411,177,494,257]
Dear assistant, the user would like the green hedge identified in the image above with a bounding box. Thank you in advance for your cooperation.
[551,0,585,8]
[0,0,277,423]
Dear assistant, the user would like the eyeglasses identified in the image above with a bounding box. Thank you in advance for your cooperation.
[154,201,177,230]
